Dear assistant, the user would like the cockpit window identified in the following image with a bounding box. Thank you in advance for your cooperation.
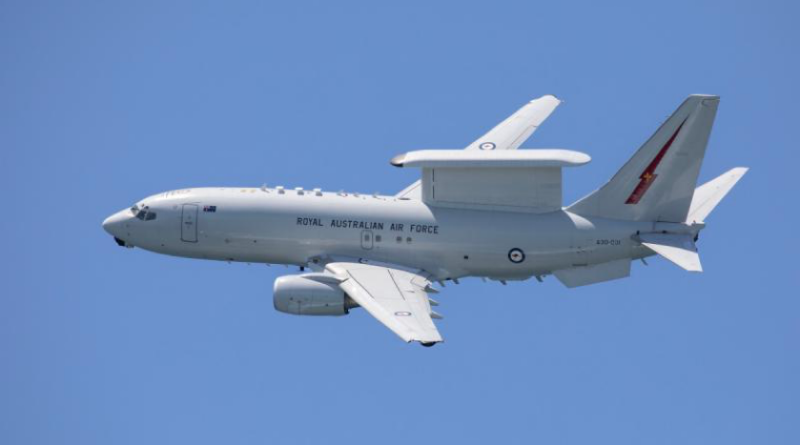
[130,204,139,215]
[134,205,157,221]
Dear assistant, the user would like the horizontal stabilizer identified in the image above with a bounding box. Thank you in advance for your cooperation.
[687,167,748,222]
[639,233,702,272]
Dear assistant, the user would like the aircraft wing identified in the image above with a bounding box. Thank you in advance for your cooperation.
[325,262,443,344]
[397,95,561,199]
[464,94,562,152]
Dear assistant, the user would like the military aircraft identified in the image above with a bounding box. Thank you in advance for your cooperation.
[103,94,747,346]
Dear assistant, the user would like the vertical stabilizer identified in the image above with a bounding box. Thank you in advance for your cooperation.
[569,95,720,222]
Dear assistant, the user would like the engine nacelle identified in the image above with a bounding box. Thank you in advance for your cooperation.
[273,274,355,316]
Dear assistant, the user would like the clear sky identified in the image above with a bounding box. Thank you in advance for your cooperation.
[2,1,798,444]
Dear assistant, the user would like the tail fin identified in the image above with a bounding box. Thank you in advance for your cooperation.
[687,167,748,223]
[569,95,720,222]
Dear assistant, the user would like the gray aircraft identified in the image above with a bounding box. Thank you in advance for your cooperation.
[103,95,747,346]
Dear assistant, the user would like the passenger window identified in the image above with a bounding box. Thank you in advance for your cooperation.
[396,236,402,243]
[375,235,382,242]
[406,237,412,244]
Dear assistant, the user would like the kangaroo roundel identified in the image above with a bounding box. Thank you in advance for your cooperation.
[508,248,525,263]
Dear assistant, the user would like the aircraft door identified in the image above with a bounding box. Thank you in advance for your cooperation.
[181,204,198,243]
[571,226,595,263]
[361,230,374,250]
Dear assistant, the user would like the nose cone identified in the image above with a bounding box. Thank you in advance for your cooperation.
[102,210,129,238]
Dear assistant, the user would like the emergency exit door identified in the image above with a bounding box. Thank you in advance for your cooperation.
[181,204,198,243]
[361,230,373,250]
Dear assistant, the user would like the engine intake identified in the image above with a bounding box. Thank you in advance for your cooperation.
[273,274,356,316]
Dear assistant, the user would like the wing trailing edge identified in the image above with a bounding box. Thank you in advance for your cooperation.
[325,262,443,344]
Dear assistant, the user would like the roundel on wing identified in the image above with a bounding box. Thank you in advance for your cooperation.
[479,142,496,150]
[508,248,525,264]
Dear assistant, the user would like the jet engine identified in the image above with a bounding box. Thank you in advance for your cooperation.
[273,273,357,316]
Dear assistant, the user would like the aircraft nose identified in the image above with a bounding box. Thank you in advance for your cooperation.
[102,210,129,238]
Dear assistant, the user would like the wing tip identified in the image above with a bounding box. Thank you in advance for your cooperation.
[407,334,444,344]
[532,94,561,104]
[413,340,444,347]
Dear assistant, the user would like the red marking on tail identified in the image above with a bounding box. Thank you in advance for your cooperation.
[625,119,686,204]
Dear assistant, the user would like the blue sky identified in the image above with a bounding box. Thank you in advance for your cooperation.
[2,1,798,444]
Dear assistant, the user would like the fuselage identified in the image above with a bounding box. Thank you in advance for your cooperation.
[103,187,655,281]
[98,94,740,346]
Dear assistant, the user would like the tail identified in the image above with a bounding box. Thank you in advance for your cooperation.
[686,167,748,223]
[568,95,721,222]
[636,167,748,273]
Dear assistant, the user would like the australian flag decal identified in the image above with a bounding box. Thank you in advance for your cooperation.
[203,205,217,212]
